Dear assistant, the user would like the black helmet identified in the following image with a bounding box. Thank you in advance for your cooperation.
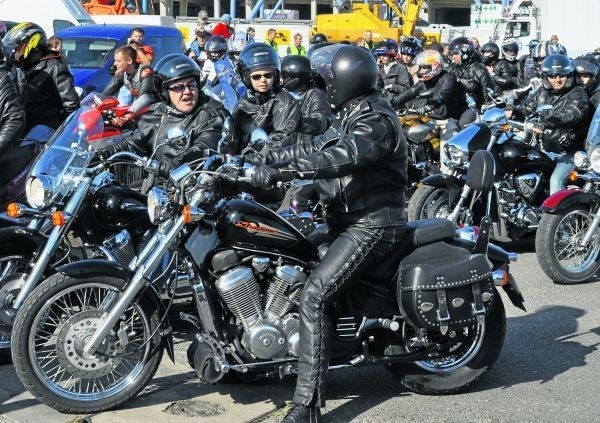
[573,55,600,93]
[307,41,332,59]
[310,33,327,45]
[3,22,47,70]
[205,35,228,60]
[399,39,422,58]
[541,54,574,90]
[501,40,519,62]
[448,37,475,62]
[237,42,281,90]
[281,55,311,92]
[528,39,540,52]
[311,44,377,108]
[481,42,500,65]
[154,53,202,102]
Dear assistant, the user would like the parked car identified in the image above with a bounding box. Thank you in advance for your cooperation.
[55,24,186,97]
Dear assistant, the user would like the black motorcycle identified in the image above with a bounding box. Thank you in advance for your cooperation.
[408,106,556,242]
[11,149,524,413]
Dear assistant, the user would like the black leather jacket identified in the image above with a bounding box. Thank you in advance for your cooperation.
[391,70,466,120]
[378,62,413,108]
[450,60,495,109]
[291,86,333,145]
[102,64,158,108]
[233,88,301,150]
[0,68,25,155]
[104,92,231,166]
[263,91,408,227]
[516,85,589,154]
[23,51,80,132]
[488,59,516,93]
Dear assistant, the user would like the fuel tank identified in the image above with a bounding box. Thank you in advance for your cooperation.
[77,183,151,242]
[215,197,313,261]
[495,139,555,176]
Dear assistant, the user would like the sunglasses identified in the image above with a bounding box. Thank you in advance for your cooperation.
[168,81,199,92]
[250,72,274,81]
[547,74,568,79]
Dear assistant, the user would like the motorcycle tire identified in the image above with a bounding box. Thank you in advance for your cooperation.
[11,273,163,413]
[535,206,600,284]
[407,185,452,221]
[386,292,506,395]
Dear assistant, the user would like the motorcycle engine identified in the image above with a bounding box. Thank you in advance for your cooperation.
[215,262,306,360]
[497,174,541,230]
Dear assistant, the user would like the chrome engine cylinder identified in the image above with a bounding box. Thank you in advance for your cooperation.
[265,265,306,319]
[215,266,262,329]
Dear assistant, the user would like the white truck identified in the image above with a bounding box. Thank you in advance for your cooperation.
[0,0,94,37]
[492,0,599,59]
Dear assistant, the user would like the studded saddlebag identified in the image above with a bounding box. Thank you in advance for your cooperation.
[397,242,495,335]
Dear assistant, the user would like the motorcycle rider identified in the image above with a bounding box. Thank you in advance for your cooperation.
[102,45,158,127]
[281,54,333,144]
[397,37,422,82]
[508,54,589,195]
[481,42,516,94]
[518,39,539,81]
[573,55,600,109]
[202,35,229,85]
[500,39,521,84]
[373,40,413,109]
[233,43,301,149]
[98,54,232,185]
[248,44,408,422]
[448,37,495,127]
[390,50,465,136]
[0,43,25,156]
[3,22,80,141]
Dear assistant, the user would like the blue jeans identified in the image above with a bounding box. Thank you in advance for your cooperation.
[549,153,575,195]
[25,125,55,142]
[117,85,133,106]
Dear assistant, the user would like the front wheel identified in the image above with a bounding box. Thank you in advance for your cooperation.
[407,185,452,221]
[387,292,506,394]
[11,274,163,413]
[535,205,600,284]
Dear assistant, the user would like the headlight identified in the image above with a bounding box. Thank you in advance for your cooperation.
[147,187,172,224]
[25,176,51,208]
[590,148,600,173]
[574,151,589,169]
[444,143,468,168]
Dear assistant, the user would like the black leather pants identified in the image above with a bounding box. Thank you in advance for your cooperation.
[292,224,407,406]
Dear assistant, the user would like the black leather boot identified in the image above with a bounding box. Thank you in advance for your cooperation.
[281,403,322,423]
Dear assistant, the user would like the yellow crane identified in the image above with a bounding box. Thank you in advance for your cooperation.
[313,0,439,44]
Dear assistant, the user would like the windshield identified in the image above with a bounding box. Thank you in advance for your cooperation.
[61,38,118,69]
[29,93,126,204]
[586,106,600,152]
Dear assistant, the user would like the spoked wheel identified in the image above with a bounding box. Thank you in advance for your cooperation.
[536,206,600,284]
[11,274,162,413]
[407,185,453,221]
[387,293,506,394]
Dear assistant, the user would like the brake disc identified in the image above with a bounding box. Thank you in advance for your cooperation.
[55,310,124,378]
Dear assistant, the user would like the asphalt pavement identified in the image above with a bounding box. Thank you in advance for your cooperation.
[2,237,600,422]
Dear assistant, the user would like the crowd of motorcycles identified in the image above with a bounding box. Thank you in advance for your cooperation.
[1,54,600,416]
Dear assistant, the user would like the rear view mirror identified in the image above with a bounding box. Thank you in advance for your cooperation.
[248,128,270,156]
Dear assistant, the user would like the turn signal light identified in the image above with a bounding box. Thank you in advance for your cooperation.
[6,203,23,218]
[491,269,509,286]
[568,170,579,182]
[51,211,65,226]
[182,205,192,224]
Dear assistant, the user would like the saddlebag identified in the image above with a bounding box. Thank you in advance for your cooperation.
[397,241,494,334]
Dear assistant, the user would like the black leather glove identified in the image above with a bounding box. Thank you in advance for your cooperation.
[251,165,282,190]
[96,148,112,161]
[157,160,173,179]
[416,105,432,115]
[244,154,266,166]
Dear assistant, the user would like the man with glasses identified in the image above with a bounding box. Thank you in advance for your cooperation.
[508,54,588,194]
[233,43,301,149]
[99,54,232,187]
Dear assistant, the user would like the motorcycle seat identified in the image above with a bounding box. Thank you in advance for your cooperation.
[406,218,455,248]
[0,145,35,186]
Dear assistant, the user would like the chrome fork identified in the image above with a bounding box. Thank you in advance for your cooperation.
[579,203,600,247]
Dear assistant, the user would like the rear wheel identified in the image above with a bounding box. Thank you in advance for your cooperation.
[11,274,163,413]
[535,206,600,284]
[386,293,506,394]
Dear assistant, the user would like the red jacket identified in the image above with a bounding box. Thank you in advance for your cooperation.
[212,22,231,39]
